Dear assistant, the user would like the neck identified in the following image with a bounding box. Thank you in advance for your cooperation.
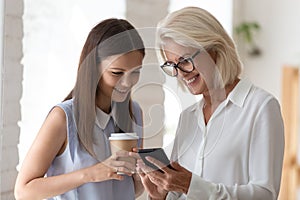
[96,95,111,114]
[203,79,239,108]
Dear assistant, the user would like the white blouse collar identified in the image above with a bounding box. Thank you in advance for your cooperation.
[95,107,111,129]
[227,78,252,108]
[190,78,253,112]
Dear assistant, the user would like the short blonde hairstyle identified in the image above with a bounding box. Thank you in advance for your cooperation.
[157,7,242,87]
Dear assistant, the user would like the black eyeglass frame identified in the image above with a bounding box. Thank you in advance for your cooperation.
[160,50,201,77]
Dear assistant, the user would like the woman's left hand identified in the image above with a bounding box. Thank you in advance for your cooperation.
[138,156,192,194]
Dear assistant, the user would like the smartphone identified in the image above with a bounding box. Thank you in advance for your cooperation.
[138,148,174,172]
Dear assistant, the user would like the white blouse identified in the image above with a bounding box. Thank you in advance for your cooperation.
[167,79,284,200]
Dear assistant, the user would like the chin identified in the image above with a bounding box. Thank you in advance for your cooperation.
[187,85,200,95]
[190,90,201,95]
[112,96,127,102]
[112,93,130,102]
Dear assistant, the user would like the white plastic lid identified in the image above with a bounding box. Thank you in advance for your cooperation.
[109,133,139,140]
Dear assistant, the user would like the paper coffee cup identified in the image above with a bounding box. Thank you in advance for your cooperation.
[109,133,139,174]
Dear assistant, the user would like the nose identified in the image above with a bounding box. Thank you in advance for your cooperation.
[119,75,131,87]
[120,73,139,88]
[177,68,189,79]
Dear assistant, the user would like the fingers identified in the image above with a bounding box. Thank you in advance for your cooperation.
[136,164,146,178]
[115,150,129,157]
[145,156,170,173]
[131,147,140,153]
[136,159,156,174]
[170,161,180,169]
[137,159,163,174]
[111,157,135,168]
[111,150,138,174]
[129,151,140,159]
[136,165,159,190]
[114,150,139,164]
[170,161,185,171]
[111,160,135,175]
[91,162,125,182]
[110,171,124,181]
[117,168,134,176]
[137,161,166,187]
[104,156,135,176]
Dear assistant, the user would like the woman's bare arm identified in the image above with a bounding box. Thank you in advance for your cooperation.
[14,107,88,199]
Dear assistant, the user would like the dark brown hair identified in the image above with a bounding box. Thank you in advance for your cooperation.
[65,18,145,157]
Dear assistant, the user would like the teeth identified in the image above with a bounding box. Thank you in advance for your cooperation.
[187,77,196,84]
[115,88,128,93]
[183,77,197,84]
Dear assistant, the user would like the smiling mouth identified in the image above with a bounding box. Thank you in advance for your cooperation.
[114,88,129,93]
[183,74,199,85]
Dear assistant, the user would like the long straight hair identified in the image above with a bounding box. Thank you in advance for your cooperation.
[64,19,145,157]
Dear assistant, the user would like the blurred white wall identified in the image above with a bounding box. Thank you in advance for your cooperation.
[1,0,24,198]
[169,0,233,35]
[19,0,126,168]
[0,0,4,196]
[235,0,300,101]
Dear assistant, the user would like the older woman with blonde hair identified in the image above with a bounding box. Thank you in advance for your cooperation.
[136,7,284,200]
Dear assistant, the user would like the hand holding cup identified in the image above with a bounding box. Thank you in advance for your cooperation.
[109,133,139,175]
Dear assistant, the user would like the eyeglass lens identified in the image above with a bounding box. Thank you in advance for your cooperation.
[178,59,194,72]
[162,59,194,76]
[162,62,177,76]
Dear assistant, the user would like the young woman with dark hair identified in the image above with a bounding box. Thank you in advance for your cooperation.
[15,18,145,200]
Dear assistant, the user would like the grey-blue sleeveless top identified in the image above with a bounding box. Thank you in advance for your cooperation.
[46,99,143,200]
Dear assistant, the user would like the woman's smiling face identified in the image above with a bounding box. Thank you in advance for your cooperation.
[98,51,144,104]
[163,39,215,95]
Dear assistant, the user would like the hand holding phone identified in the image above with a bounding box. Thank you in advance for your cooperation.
[138,148,174,172]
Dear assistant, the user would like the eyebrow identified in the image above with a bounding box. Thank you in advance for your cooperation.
[110,66,142,71]
[133,66,142,70]
[181,53,193,57]
[110,67,126,71]
[163,49,193,61]
[170,53,193,63]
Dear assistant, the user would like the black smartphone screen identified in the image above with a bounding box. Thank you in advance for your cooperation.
[138,148,174,172]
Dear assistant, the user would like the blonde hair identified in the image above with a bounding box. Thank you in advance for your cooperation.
[157,7,242,87]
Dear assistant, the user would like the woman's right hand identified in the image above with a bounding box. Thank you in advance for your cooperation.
[85,150,136,183]
[136,159,168,200]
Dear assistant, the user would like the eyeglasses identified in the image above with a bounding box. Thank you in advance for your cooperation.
[160,50,201,77]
